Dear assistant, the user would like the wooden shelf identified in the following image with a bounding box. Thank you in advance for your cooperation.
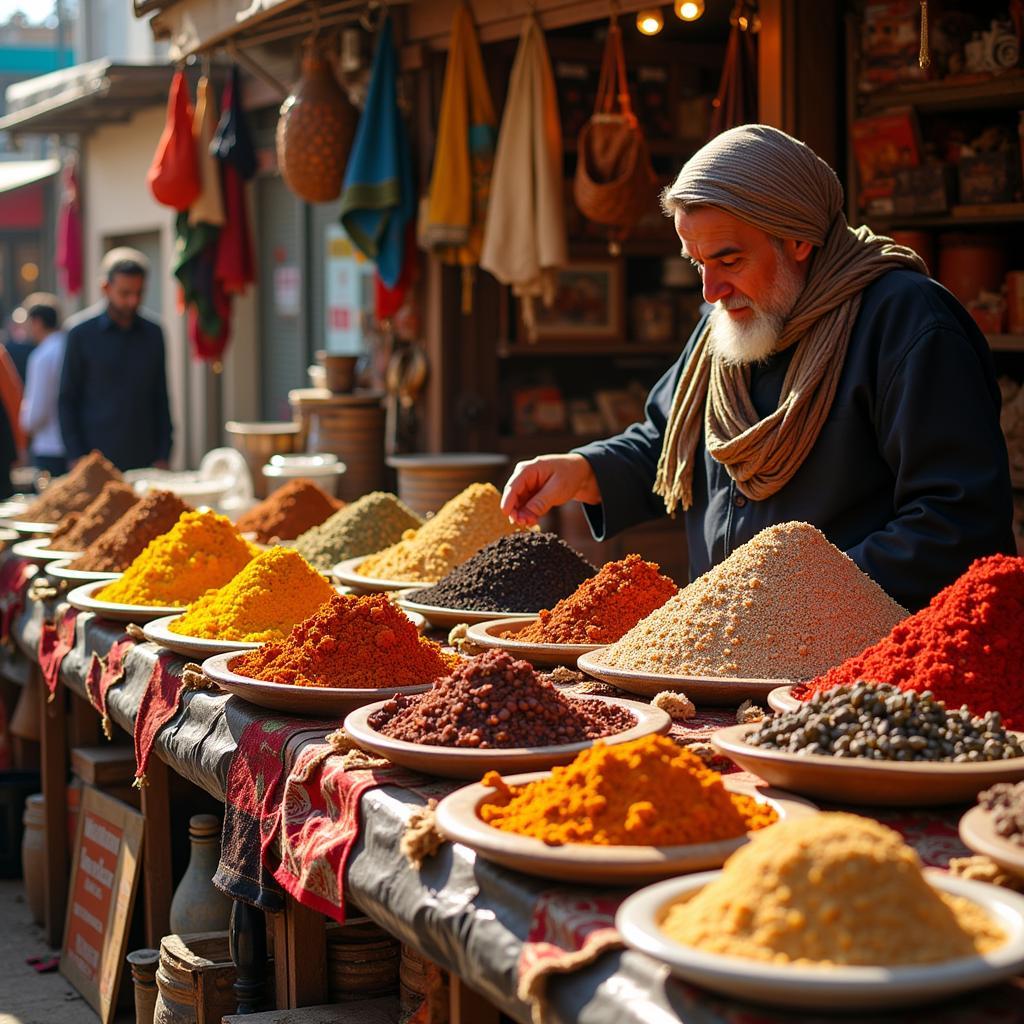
[859,72,1024,116]
[868,202,1024,230]
[497,343,676,359]
[988,334,1024,353]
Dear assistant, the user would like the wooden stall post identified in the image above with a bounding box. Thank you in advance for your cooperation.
[449,975,501,1024]
[139,754,173,947]
[271,897,327,1009]
[68,689,102,748]
[230,899,269,1013]
[38,666,69,948]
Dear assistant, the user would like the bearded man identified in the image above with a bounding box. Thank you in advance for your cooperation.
[500,125,1014,610]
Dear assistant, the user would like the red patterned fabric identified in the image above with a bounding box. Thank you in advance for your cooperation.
[0,558,36,645]
[132,654,185,783]
[148,71,200,211]
[38,606,78,697]
[85,637,134,726]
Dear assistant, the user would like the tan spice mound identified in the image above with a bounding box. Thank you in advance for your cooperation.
[70,490,190,572]
[21,451,121,523]
[233,478,342,543]
[659,813,1004,965]
[601,522,907,680]
[48,482,140,551]
[357,482,524,584]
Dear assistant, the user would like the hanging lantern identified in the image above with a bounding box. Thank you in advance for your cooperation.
[276,37,357,203]
[636,9,665,35]
[675,0,705,21]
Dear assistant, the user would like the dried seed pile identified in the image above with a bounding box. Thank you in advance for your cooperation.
[749,683,1024,762]
[978,782,1024,847]
[293,491,423,571]
[234,478,342,543]
[48,481,139,550]
[368,649,635,748]
[407,532,595,612]
[601,522,908,680]
[22,451,121,523]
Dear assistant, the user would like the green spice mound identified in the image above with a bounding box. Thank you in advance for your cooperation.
[293,491,423,571]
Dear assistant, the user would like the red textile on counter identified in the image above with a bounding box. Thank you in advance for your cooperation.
[55,160,82,296]
[215,161,255,294]
[132,653,185,783]
[0,557,35,645]
[148,71,200,211]
[38,606,78,697]
[85,636,134,728]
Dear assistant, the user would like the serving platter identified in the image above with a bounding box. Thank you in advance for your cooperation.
[711,722,1024,806]
[12,538,82,566]
[142,615,262,659]
[463,617,605,667]
[576,650,789,705]
[201,651,434,717]
[767,684,801,714]
[0,527,20,545]
[342,696,671,779]
[44,558,121,583]
[960,805,1024,881]
[435,773,816,884]
[7,519,58,536]
[66,581,185,624]
[395,592,529,630]
[616,869,1024,1010]
[333,556,425,593]
[0,497,29,522]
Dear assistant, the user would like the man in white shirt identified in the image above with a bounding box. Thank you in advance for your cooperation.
[19,295,67,476]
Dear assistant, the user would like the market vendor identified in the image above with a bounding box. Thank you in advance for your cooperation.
[501,124,1014,611]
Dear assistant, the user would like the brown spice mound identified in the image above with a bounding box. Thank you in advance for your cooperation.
[49,482,139,550]
[233,478,342,543]
[368,649,635,749]
[70,490,190,572]
[22,451,122,523]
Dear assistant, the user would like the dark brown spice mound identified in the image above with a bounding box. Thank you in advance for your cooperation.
[22,451,121,523]
[49,482,139,550]
[70,490,190,572]
[234,478,343,543]
[368,649,635,748]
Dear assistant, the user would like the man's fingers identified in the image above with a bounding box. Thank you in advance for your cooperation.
[501,462,544,518]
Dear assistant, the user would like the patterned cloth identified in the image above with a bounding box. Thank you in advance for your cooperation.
[38,606,78,696]
[0,557,36,645]
[84,636,134,737]
[132,653,186,783]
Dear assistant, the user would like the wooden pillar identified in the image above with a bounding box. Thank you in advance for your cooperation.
[68,690,101,749]
[230,900,269,1013]
[271,898,327,1009]
[38,668,68,948]
[139,754,173,947]
[449,974,501,1024]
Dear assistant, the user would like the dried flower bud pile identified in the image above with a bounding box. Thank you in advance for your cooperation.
[233,478,342,543]
[368,649,635,748]
[22,451,121,523]
[978,781,1024,847]
[48,481,139,550]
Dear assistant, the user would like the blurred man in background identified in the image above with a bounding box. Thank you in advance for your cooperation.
[19,294,66,476]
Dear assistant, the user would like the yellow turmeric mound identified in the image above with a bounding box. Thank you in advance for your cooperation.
[97,509,255,608]
[479,735,777,846]
[659,813,1005,966]
[357,482,524,584]
[168,547,335,643]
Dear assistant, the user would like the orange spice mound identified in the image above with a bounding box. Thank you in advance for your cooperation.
[229,593,458,689]
[516,554,678,645]
[233,478,343,543]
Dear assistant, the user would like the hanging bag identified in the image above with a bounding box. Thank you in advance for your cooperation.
[573,15,656,242]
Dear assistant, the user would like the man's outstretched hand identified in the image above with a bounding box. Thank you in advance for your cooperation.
[500,453,601,527]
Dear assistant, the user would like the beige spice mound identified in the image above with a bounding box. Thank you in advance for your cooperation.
[21,451,122,523]
[357,482,525,584]
[601,522,907,681]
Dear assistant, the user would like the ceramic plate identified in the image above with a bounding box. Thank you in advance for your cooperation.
[333,556,426,593]
[12,538,82,566]
[616,870,1024,1010]
[712,722,1024,806]
[0,498,29,522]
[142,615,262,659]
[201,650,435,717]
[463,618,606,667]
[435,773,816,884]
[8,519,58,536]
[66,581,185,624]
[576,650,790,705]
[395,592,531,630]
[342,696,671,779]
[960,805,1024,881]
[767,684,800,714]
[45,558,122,583]
[0,527,20,545]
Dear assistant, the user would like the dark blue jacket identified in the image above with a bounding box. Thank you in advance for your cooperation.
[58,306,173,471]
[575,270,1015,611]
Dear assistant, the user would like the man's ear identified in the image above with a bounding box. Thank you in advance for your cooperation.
[786,238,815,264]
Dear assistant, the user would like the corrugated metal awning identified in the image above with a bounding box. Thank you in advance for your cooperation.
[0,158,60,194]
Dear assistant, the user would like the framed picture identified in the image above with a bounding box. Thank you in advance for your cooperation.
[525,259,625,343]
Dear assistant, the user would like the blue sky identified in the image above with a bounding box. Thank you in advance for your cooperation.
[0,2,57,24]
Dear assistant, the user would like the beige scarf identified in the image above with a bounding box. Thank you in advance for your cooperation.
[654,125,926,513]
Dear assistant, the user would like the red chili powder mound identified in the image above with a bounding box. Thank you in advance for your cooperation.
[233,478,342,543]
[516,554,678,644]
[229,592,458,689]
[793,555,1024,728]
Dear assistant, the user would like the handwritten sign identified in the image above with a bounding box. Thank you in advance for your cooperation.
[60,786,144,1024]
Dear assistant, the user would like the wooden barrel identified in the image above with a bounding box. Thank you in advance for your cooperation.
[386,453,509,517]
[399,943,448,1016]
[224,422,302,499]
[326,920,399,1002]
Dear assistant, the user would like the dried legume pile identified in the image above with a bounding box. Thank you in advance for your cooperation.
[233,478,342,543]
[795,554,1024,728]
[749,683,1023,762]
[22,451,122,523]
[48,481,139,550]
[659,813,1005,965]
[293,491,423,571]
[407,532,595,613]
[369,649,635,748]
[601,522,907,680]
[480,734,775,845]
[230,592,457,689]
[358,483,524,584]
[516,554,678,644]
[978,782,1024,847]
[169,547,335,642]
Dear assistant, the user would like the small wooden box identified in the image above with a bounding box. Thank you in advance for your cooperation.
[893,163,956,215]
[71,745,136,788]
[958,151,1021,205]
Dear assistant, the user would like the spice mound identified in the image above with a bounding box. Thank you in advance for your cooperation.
[70,490,190,572]
[96,509,254,608]
[407,532,596,613]
[233,478,342,543]
[659,813,1005,966]
[368,649,635,749]
[978,781,1024,848]
[229,593,457,689]
[601,522,907,681]
[22,451,121,523]
[516,554,678,644]
[293,491,423,571]
[750,683,1023,762]
[794,555,1024,729]
[357,483,524,584]
[169,547,335,643]
[48,481,139,550]
[479,734,776,846]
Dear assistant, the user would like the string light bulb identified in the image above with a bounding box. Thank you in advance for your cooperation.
[675,0,705,21]
[636,8,664,35]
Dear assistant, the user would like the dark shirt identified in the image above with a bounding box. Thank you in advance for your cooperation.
[4,339,34,384]
[575,270,1015,611]
[58,305,173,471]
